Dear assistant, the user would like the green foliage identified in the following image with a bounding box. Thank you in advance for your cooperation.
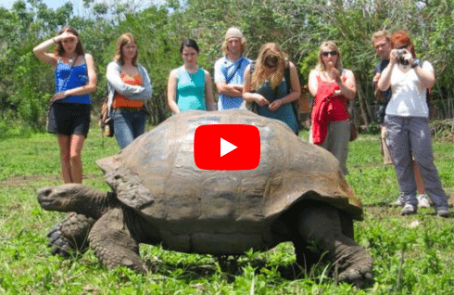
[2,0,454,126]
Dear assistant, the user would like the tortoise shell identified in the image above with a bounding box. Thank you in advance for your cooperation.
[97,110,362,254]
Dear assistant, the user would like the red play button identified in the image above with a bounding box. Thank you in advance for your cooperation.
[194,124,260,170]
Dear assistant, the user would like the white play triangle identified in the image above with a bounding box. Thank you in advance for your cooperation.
[220,138,237,157]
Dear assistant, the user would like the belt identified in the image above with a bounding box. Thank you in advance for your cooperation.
[112,107,143,112]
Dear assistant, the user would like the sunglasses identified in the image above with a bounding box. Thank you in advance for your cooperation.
[322,50,338,57]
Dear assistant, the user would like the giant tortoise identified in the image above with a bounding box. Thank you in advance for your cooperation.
[37,110,373,285]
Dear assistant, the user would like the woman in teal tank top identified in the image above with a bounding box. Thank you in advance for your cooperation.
[168,39,215,113]
[243,43,301,134]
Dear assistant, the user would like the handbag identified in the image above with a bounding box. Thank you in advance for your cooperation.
[99,97,114,137]
[349,121,357,141]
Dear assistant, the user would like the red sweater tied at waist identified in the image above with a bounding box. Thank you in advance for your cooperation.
[311,76,349,144]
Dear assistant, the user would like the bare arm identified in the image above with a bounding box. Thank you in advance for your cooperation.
[242,65,269,106]
[204,70,216,111]
[33,38,58,67]
[308,69,319,97]
[413,62,435,89]
[378,50,398,91]
[373,72,384,103]
[33,32,75,67]
[167,69,180,114]
[335,69,356,100]
[216,81,243,97]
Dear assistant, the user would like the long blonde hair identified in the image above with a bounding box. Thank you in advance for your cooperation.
[315,41,343,74]
[251,43,287,90]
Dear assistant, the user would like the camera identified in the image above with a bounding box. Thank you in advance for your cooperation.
[397,49,409,65]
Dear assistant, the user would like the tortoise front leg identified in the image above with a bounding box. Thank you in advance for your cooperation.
[88,208,147,273]
[295,204,373,287]
[47,212,95,257]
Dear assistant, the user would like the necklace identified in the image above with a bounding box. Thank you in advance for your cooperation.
[64,54,78,64]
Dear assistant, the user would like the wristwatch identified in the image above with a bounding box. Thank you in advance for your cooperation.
[411,59,421,68]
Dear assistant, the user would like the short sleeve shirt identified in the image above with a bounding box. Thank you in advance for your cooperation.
[386,61,433,117]
[374,60,392,105]
[214,56,251,110]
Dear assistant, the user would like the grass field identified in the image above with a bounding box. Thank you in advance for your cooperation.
[0,124,453,294]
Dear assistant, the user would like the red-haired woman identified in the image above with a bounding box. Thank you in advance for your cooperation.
[33,26,97,183]
[377,31,448,217]
[106,33,152,149]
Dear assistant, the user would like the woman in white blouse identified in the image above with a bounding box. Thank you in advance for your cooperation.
[378,31,448,217]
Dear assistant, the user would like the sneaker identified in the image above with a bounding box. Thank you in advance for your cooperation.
[417,195,431,208]
[390,197,404,207]
[436,209,449,218]
[400,204,417,216]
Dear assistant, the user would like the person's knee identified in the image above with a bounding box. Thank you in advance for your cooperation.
[69,152,81,164]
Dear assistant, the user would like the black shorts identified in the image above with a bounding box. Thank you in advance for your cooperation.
[47,103,91,137]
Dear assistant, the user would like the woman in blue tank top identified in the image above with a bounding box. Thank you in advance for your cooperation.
[167,39,215,113]
[243,43,301,134]
[33,26,97,184]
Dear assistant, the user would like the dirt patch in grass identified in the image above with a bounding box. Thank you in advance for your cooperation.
[0,174,101,187]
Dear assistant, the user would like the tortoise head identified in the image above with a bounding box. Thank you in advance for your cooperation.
[37,184,99,212]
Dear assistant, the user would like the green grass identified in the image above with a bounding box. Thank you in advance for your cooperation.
[1,126,454,294]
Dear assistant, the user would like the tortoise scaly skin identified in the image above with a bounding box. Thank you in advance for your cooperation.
[38,110,373,286]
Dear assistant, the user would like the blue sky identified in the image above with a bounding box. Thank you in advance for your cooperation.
[1,0,89,16]
[1,0,154,16]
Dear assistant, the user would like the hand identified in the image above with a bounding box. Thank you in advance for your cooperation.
[233,85,243,91]
[389,49,399,65]
[254,94,270,106]
[373,73,381,84]
[268,99,283,112]
[50,92,67,102]
[328,67,341,81]
[54,31,78,43]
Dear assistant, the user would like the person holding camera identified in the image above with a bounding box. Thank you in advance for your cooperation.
[377,31,448,217]
[371,31,430,209]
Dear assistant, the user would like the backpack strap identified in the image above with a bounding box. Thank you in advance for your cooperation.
[225,57,244,84]
[250,60,256,74]
[284,59,291,94]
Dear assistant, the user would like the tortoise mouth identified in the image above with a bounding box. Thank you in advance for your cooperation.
[38,199,59,210]
[37,187,60,210]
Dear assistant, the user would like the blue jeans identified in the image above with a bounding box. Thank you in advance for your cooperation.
[112,109,146,149]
